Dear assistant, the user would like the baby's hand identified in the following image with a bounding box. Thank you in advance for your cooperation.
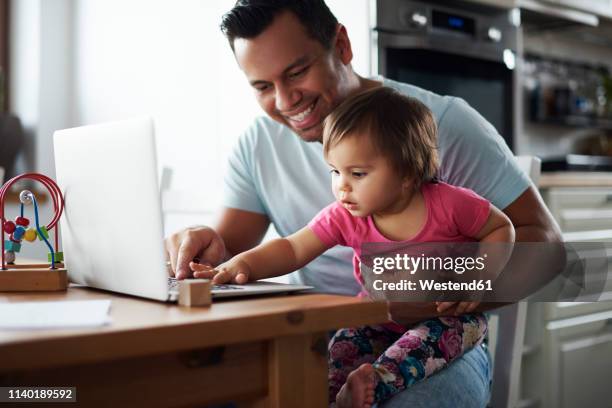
[190,258,251,284]
[436,301,480,316]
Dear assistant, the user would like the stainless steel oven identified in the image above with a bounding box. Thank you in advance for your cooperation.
[371,0,520,150]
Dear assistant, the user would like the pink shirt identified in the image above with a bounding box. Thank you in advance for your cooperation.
[308,181,491,287]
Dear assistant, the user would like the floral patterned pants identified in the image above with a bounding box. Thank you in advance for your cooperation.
[328,314,488,404]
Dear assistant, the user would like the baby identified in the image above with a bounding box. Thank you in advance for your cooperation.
[192,87,514,407]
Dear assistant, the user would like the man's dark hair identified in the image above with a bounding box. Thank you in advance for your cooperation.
[220,0,339,50]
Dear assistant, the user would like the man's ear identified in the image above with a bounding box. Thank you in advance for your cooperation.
[334,24,353,65]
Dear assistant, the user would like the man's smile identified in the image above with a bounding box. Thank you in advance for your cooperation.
[283,98,319,129]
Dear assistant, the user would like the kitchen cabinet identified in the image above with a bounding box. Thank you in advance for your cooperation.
[523,305,612,408]
[552,0,612,18]
[540,174,612,234]
[518,176,612,408]
[543,187,612,232]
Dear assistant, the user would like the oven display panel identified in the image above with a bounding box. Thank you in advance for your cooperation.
[432,10,475,36]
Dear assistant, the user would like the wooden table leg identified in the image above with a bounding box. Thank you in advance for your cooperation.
[266,331,328,408]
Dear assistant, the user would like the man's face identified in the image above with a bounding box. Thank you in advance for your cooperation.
[233,11,353,142]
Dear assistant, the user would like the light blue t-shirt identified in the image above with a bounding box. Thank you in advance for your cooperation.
[223,77,530,295]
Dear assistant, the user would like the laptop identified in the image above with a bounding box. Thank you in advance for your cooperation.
[53,117,312,302]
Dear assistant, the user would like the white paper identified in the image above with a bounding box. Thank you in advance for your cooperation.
[0,300,112,329]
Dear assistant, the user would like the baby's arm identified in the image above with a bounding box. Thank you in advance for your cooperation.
[437,206,515,315]
[191,227,329,284]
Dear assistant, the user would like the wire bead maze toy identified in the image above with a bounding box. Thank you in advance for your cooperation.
[0,172,68,291]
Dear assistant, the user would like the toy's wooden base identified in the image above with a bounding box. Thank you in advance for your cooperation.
[0,264,68,291]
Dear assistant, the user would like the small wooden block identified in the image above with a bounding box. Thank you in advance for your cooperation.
[0,266,68,291]
[178,279,212,307]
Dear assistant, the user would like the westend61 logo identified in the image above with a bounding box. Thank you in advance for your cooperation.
[371,253,487,275]
[370,276,493,292]
[361,242,611,303]
[365,252,496,296]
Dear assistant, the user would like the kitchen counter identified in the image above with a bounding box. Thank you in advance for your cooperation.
[539,172,612,188]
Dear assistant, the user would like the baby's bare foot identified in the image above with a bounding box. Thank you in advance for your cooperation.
[336,363,376,408]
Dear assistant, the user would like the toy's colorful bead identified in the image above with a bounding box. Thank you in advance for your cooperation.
[4,240,21,253]
[19,190,33,205]
[4,251,15,264]
[48,252,64,263]
[24,229,37,242]
[12,226,26,241]
[3,221,16,234]
[15,217,30,227]
[36,226,49,241]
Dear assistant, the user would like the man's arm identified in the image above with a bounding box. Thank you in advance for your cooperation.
[503,186,562,243]
[166,207,270,279]
[216,207,271,259]
[456,186,562,313]
[390,186,563,324]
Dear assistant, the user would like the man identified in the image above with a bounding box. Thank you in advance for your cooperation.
[165,1,562,406]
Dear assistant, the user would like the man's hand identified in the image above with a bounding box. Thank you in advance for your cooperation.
[386,302,439,326]
[165,227,226,280]
[436,301,481,315]
[191,259,251,284]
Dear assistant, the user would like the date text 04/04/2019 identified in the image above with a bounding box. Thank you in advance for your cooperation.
[372,279,493,291]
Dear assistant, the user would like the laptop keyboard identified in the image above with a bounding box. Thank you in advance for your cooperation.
[167,277,244,292]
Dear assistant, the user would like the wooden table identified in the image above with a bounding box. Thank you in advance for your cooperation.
[0,287,387,407]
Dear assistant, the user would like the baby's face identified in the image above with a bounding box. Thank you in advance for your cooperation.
[326,133,412,217]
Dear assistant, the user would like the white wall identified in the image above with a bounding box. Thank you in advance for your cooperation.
[9,0,40,175]
[10,0,372,234]
[72,0,260,208]
[71,0,370,197]
[39,0,73,175]
[10,0,72,178]
[328,0,371,78]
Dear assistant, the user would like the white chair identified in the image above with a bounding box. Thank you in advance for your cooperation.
[488,156,541,408]
[514,156,541,186]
